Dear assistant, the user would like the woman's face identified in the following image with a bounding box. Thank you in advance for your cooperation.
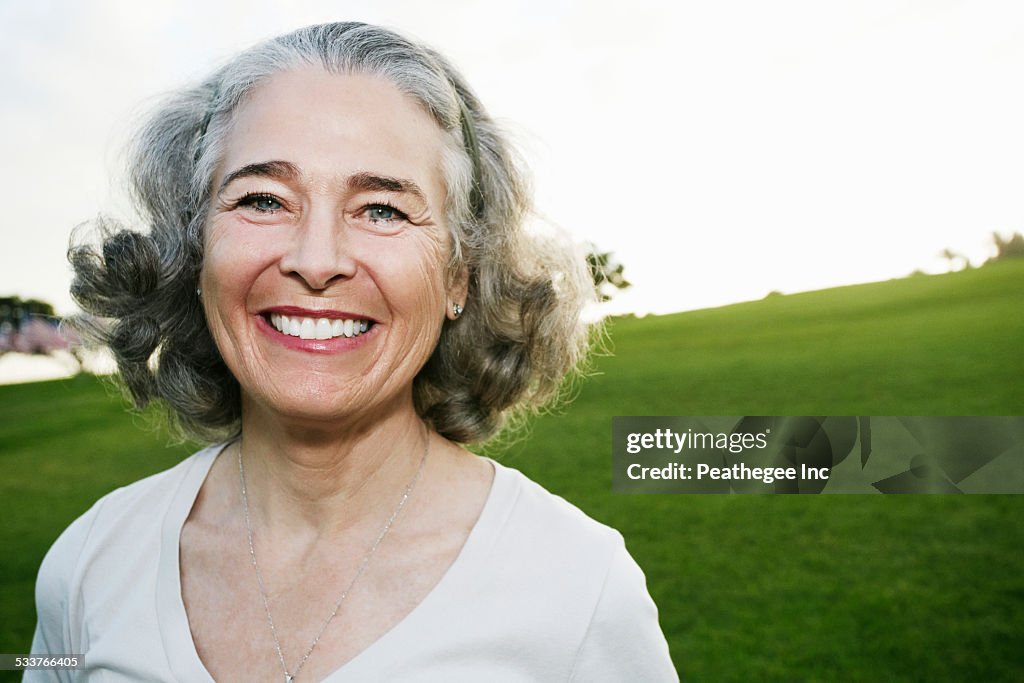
[200,67,461,426]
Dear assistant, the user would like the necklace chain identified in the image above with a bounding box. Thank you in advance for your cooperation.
[238,431,429,683]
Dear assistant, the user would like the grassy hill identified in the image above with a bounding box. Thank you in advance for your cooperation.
[2,260,1022,681]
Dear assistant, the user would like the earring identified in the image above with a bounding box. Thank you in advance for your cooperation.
[452,302,463,318]
[196,287,202,298]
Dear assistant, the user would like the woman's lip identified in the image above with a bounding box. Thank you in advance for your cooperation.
[260,305,377,322]
[255,314,376,353]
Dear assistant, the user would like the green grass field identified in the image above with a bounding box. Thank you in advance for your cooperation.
[2,260,1022,681]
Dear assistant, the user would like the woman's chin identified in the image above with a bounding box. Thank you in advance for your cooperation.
[241,369,413,430]
[244,382,369,426]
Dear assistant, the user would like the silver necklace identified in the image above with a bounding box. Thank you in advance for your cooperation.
[238,432,429,683]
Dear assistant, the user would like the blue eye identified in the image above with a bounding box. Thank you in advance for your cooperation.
[366,204,406,222]
[238,193,282,213]
[254,197,281,212]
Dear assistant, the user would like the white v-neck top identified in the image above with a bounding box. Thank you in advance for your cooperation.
[27,445,678,682]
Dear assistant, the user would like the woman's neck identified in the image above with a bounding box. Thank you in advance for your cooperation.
[234,395,430,542]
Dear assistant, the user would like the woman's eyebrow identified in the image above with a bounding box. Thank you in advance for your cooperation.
[347,171,426,202]
[217,163,428,203]
[217,160,300,193]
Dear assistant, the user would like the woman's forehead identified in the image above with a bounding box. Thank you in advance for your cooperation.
[216,68,447,199]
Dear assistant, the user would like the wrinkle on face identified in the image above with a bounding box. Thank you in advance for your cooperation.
[198,67,459,429]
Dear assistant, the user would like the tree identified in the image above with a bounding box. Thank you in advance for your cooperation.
[0,295,75,360]
[585,247,631,303]
[939,248,969,272]
[23,299,56,317]
[988,231,1024,263]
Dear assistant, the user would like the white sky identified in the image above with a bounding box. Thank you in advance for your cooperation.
[2,0,1023,320]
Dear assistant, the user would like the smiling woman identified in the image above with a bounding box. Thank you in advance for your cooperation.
[202,69,459,427]
[29,22,677,682]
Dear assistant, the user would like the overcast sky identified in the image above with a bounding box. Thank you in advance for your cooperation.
[3,0,1023,319]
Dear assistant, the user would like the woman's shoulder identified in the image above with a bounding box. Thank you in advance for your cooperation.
[487,458,624,555]
[37,445,221,588]
[31,445,223,659]
[475,458,632,600]
[454,459,678,681]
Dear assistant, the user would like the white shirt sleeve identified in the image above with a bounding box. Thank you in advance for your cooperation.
[24,502,101,683]
[568,540,679,682]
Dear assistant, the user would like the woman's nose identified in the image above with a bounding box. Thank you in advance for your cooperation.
[278,207,357,290]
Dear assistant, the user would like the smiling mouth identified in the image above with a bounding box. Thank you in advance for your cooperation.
[266,313,374,340]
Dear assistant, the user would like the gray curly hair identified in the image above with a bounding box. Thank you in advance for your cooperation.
[69,22,594,444]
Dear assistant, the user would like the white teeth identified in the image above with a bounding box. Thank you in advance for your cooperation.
[269,314,371,340]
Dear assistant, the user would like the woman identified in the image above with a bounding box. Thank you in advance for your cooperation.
[30,22,677,682]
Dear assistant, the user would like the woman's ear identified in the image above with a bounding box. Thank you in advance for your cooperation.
[446,266,469,320]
